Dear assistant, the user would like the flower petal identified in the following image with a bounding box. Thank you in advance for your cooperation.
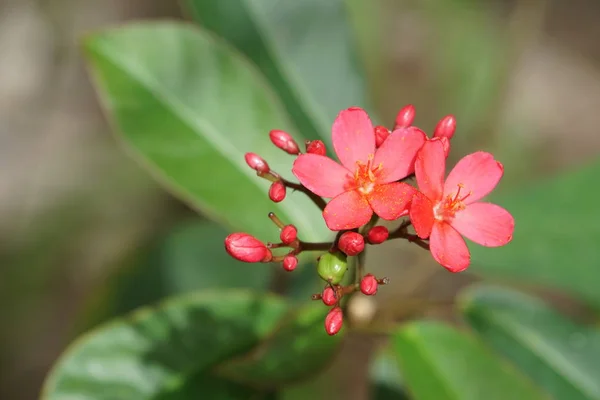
[373,127,427,183]
[451,202,514,247]
[414,139,445,201]
[323,190,373,230]
[429,222,470,273]
[367,182,416,220]
[332,107,375,170]
[410,191,435,239]
[292,154,351,198]
[444,152,503,204]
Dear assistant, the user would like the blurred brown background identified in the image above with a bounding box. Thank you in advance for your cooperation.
[1,0,600,398]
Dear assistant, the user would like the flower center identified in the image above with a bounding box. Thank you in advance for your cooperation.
[351,154,383,195]
[434,183,471,221]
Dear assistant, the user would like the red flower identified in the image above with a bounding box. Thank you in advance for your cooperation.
[292,107,426,230]
[410,140,514,272]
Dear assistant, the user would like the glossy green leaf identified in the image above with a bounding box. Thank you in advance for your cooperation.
[393,321,546,400]
[184,0,369,144]
[461,285,600,400]
[83,22,329,242]
[216,303,343,387]
[43,290,288,399]
[470,160,600,307]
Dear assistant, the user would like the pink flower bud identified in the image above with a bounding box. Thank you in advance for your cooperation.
[325,307,343,336]
[306,140,326,156]
[269,181,286,203]
[433,115,456,139]
[394,104,416,129]
[374,125,390,147]
[280,224,298,245]
[282,255,298,271]
[338,231,365,256]
[225,233,272,263]
[244,152,270,173]
[322,287,337,306]
[269,129,300,155]
[360,274,378,295]
[367,226,389,244]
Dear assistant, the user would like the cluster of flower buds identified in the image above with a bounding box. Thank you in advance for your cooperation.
[225,104,515,336]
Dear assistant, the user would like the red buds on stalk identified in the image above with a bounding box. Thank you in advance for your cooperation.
[225,233,272,263]
[360,274,378,295]
[282,255,298,271]
[280,224,298,245]
[338,231,365,256]
[433,115,456,139]
[244,152,270,173]
[269,181,286,202]
[306,140,326,156]
[325,307,343,336]
[321,287,337,306]
[269,129,300,155]
[394,104,416,129]
[367,226,389,244]
[374,125,390,147]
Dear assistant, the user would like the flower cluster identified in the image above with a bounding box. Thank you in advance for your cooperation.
[225,106,514,335]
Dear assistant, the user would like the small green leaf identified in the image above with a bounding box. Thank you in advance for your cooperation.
[83,22,329,242]
[216,303,343,387]
[461,285,600,400]
[393,321,546,400]
[184,0,370,144]
[42,290,288,399]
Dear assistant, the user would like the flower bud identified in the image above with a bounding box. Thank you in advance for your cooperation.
[306,140,326,156]
[322,287,337,306]
[433,115,456,139]
[244,152,270,173]
[360,274,378,295]
[225,233,272,263]
[374,125,390,147]
[269,181,286,203]
[317,251,348,284]
[280,224,298,245]
[367,226,389,244]
[325,307,343,336]
[269,129,300,155]
[282,255,298,271]
[338,231,365,256]
[394,104,416,129]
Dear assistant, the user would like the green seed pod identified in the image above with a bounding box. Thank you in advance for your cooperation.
[317,251,348,284]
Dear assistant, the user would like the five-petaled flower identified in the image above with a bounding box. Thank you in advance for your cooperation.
[293,107,426,230]
[410,139,515,272]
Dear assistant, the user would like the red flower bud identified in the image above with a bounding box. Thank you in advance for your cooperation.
[374,125,390,147]
[394,104,416,129]
[322,287,337,306]
[282,255,298,271]
[280,224,298,245]
[360,274,378,295]
[269,129,300,155]
[244,152,270,173]
[225,233,272,263]
[433,115,456,139]
[325,307,343,336]
[269,181,286,202]
[338,231,365,256]
[306,140,326,156]
[367,226,389,244]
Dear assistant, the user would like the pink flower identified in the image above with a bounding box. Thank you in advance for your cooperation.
[292,107,426,230]
[410,140,514,272]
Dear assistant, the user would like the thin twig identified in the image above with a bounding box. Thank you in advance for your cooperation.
[282,179,327,211]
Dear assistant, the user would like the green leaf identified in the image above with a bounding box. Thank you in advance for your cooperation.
[393,321,546,400]
[43,290,288,399]
[184,0,369,144]
[461,285,600,400]
[83,22,329,242]
[216,303,343,387]
[470,160,600,307]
